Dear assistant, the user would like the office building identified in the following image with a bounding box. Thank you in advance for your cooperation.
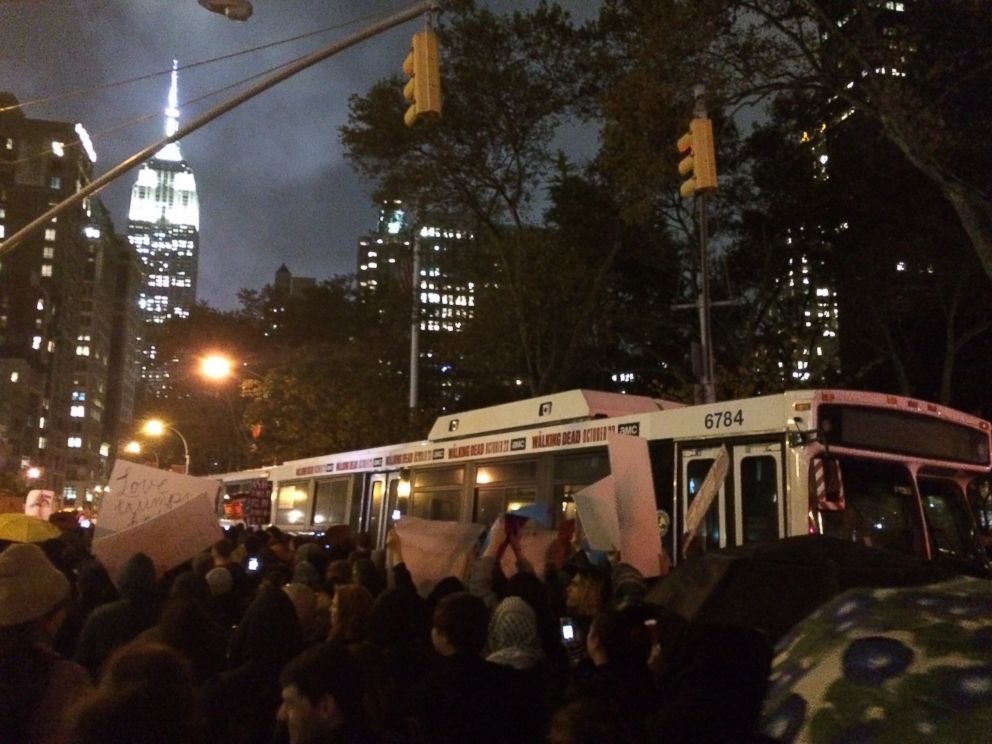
[127,61,200,398]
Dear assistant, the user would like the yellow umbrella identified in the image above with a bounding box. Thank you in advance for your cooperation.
[0,513,62,543]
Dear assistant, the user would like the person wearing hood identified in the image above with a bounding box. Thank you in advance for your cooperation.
[0,543,93,744]
[73,552,160,680]
[486,595,556,741]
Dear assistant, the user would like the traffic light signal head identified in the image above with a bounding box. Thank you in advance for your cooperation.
[403,30,442,127]
[677,117,717,198]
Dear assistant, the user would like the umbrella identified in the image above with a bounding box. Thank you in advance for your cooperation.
[760,576,992,743]
[0,512,62,543]
[645,535,956,643]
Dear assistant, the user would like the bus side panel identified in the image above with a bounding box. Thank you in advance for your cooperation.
[648,440,675,564]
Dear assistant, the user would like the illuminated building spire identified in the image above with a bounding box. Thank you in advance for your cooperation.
[165,59,179,138]
[159,59,183,162]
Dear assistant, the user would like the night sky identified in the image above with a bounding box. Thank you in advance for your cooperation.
[0,0,589,310]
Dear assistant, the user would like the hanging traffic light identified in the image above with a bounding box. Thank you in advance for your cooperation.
[403,30,442,127]
[677,117,718,198]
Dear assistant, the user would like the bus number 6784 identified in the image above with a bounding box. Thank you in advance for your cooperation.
[704,409,744,429]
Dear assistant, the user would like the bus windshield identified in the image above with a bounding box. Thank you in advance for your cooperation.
[820,459,922,554]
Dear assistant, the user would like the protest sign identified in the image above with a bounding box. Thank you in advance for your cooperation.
[93,493,222,581]
[608,433,663,577]
[682,445,729,558]
[572,476,621,551]
[393,516,485,596]
[498,522,558,579]
[96,460,220,536]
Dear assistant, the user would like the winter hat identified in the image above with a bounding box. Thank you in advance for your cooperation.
[205,566,233,597]
[0,543,70,626]
[612,562,647,611]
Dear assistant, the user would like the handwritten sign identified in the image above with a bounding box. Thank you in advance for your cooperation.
[96,461,221,536]
[92,494,222,581]
[498,524,558,580]
[608,433,663,578]
[393,516,485,597]
[573,476,621,551]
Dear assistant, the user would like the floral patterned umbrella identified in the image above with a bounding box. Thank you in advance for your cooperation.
[761,575,992,743]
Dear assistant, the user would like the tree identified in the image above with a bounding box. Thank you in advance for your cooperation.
[342,0,631,396]
[720,1,992,282]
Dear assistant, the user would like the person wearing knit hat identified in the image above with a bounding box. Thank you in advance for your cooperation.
[0,543,93,743]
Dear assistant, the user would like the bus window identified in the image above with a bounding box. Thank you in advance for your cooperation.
[275,481,309,526]
[554,454,610,526]
[686,458,722,551]
[426,494,460,521]
[475,486,537,527]
[740,455,778,543]
[918,478,976,558]
[819,460,920,554]
[313,478,349,527]
[367,479,384,542]
[411,466,465,522]
[967,478,992,536]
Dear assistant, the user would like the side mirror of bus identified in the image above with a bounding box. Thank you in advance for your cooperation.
[815,457,846,511]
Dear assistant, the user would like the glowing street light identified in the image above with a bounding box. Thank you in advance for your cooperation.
[200,353,235,381]
[141,419,190,475]
[123,440,159,468]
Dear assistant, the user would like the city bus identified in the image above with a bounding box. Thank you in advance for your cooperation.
[217,388,992,572]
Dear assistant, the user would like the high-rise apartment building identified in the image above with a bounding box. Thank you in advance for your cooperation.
[127,61,200,398]
[357,201,475,409]
[0,93,141,502]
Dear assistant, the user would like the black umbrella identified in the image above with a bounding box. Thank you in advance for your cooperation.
[645,535,957,643]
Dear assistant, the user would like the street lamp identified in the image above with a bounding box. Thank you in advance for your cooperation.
[123,440,159,468]
[200,353,235,382]
[142,419,190,475]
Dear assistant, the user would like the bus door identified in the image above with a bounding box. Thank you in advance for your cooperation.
[679,445,729,555]
[733,442,785,545]
[366,472,405,548]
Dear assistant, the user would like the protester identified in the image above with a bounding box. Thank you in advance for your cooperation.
[405,591,528,743]
[199,582,304,744]
[276,641,379,744]
[0,543,92,744]
[67,641,200,744]
[74,551,160,680]
[327,583,375,644]
[54,557,118,658]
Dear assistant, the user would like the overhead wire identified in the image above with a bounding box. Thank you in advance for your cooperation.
[0,3,416,170]
[0,5,399,115]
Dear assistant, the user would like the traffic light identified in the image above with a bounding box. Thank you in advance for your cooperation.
[403,30,442,127]
[677,117,718,198]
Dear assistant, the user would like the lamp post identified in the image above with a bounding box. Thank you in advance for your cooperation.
[142,419,190,475]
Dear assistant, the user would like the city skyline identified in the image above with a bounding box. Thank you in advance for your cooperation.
[0,1,588,311]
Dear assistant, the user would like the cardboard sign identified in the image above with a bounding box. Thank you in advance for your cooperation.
[96,460,221,536]
[92,494,223,581]
[393,516,485,597]
[573,476,621,551]
[24,489,54,520]
[608,433,663,578]
[682,445,729,558]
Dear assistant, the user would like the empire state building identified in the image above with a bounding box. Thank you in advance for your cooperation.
[127,60,200,396]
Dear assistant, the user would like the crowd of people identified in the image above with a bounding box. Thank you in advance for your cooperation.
[0,517,778,744]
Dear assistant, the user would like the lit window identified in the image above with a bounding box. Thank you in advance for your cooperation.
[43,246,54,259]
[67,436,82,448]
[41,264,53,277]
[51,141,65,157]
[38,437,47,449]
[9,371,18,383]
[70,405,85,418]
[32,336,42,350]
[76,345,90,356]
[45,228,56,241]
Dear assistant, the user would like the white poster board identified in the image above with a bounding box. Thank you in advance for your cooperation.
[93,460,223,581]
[393,516,486,597]
[498,523,558,579]
[682,445,729,558]
[572,475,621,551]
[608,433,663,578]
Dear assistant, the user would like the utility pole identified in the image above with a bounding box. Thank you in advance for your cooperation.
[676,84,719,403]
[409,233,421,433]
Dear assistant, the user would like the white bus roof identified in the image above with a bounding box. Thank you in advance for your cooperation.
[428,389,684,441]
